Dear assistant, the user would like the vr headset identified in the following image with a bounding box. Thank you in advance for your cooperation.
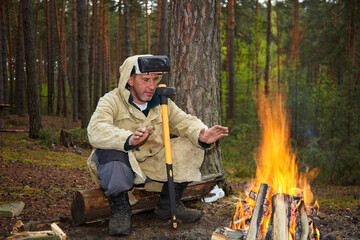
[131,55,170,75]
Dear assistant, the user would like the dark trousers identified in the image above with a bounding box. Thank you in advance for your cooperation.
[94,149,134,197]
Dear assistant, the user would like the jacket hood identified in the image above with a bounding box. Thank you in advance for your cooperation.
[118,54,153,89]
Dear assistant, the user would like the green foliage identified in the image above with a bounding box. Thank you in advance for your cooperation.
[38,127,60,146]
[68,128,91,149]
[222,122,260,180]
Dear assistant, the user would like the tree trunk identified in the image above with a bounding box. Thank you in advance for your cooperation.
[117,0,122,81]
[123,0,131,58]
[254,0,260,98]
[276,0,281,91]
[72,0,78,122]
[264,0,271,96]
[145,0,150,54]
[154,0,162,54]
[77,0,91,129]
[15,2,26,117]
[290,0,299,67]
[0,4,9,118]
[133,2,138,55]
[6,0,14,108]
[89,0,97,109]
[226,0,235,122]
[54,1,62,116]
[158,0,169,85]
[47,0,55,115]
[169,0,225,177]
[21,0,42,139]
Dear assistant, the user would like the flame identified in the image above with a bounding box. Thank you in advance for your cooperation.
[252,93,318,205]
[231,92,320,239]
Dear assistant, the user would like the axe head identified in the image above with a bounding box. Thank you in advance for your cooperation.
[133,55,170,74]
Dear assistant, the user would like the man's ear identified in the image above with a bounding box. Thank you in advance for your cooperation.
[127,75,134,86]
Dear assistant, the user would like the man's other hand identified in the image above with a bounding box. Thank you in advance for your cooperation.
[199,125,229,144]
[129,126,154,146]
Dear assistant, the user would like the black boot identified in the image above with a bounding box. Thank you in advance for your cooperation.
[154,182,202,223]
[108,191,131,236]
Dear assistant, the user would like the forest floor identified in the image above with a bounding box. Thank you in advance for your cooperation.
[0,115,359,240]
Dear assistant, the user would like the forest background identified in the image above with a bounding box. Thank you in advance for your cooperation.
[0,0,359,187]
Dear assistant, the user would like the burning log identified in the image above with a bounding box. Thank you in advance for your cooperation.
[246,183,270,240]
[270,193,292,240]
[299,200,310,240]
[71,173,224,225]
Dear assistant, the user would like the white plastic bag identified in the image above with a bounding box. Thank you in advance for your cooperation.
[201,185,225,203]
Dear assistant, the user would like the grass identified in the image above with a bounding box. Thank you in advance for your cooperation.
[1,132,90,170]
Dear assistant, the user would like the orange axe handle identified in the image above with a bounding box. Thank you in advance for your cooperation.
[158,84,177,230]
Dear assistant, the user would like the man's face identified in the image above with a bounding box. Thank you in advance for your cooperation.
[128,73,160,105]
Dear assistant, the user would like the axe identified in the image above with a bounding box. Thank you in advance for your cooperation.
[156,84,178,229]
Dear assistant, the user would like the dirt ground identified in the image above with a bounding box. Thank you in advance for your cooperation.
[0,116,359,239]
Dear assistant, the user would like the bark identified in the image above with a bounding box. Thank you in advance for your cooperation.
[47,0,55,115]
[77,0,91,129]
[21,0,42,139]
[169,0,224,177]
[154,0,162,54]
[15,2,26,117]
[71,174,223,225]
[264,0,271,96]
[158,0,168,56]
[145,0,150,54]
[255,0,260,97]
[290,0,299,67]
[226,0,235,121]
[0,4,9,118]
[72,0,79,122]
[6,0,14,107]
[100,0,105,96]
[89,0,97,109]
[276,0,281,91]
[54,1,62,116]
[117,0,122,81]
[0,6,3,107]
[123,0,131,58]
[133,2,138,55]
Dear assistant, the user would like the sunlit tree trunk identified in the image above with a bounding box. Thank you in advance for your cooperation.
[77,0,91,128]
[226,0,235,122]
[264,0,271,96]
[16,2,26,117]
[21,0,42,138]
[170,0,225,178]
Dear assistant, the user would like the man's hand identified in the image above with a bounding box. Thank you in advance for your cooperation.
[129,126,154,146]
[199,125,229,144]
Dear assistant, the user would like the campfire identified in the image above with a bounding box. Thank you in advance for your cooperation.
[213,93,320,240]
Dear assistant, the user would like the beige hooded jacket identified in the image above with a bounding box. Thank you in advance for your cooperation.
[87,55,209,189]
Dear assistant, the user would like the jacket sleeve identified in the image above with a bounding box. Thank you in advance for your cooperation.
[87,94,133,152]
[167,99,211,148]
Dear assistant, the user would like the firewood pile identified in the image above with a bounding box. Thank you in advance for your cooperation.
[211,183,320,240]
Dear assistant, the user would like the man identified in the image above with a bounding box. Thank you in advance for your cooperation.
[87,55,228,236]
